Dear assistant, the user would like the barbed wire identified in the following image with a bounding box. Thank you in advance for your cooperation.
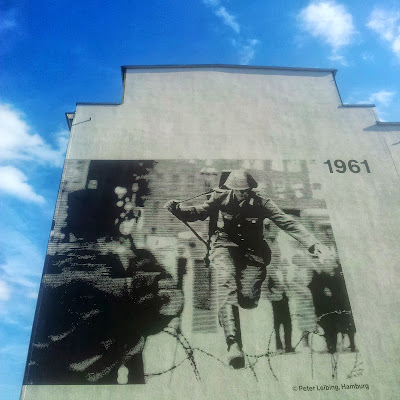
[144,311,360,382]
[346,352,364,379]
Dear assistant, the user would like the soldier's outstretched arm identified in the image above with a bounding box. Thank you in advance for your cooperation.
[263,198,319,251]
[165,193,218,222]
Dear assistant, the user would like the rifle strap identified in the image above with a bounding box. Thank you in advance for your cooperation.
[180,219,209,248]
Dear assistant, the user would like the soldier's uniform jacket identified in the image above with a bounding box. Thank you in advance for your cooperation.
[174,189,317,256]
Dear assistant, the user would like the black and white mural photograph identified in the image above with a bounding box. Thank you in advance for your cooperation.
[24,159,360,386]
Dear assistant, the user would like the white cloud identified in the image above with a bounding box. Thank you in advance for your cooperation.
[0,280,11,301]
[215,6,240,34]
[367,9,399,42]
[0,102,68,203]
[0,8,18,34]
[0,103,68,167]
[0,230,44,279]
[355,90,397,120]
[368,90,396,107]
[202,0,220,6]
[0,166,45,203]
[0,229,43,309]
[0,229,46,328]
[237,39,259,65]
[328,53,349,66]
[361,52,375,62]
[26,290,38,299]
[356,90,396,106]
[367,9,400,59]
[298,1,356,53]
[0,343,30,363]
[201,1,258,63]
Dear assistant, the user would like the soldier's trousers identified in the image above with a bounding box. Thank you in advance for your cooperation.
[210,246,267,345]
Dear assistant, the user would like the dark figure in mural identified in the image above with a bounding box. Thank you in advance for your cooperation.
[24,161,183,384]
[166,169,324,368]
[267,276,294,353]
[308,263,356,354]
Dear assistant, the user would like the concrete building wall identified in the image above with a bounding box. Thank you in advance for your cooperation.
[66,66,400,358]
[23,66,400,400]
[68,67,384,161]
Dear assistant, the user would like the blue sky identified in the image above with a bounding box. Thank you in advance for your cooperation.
[0,0,399,398]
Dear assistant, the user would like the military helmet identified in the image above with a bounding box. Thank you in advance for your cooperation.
[224,169,258,190]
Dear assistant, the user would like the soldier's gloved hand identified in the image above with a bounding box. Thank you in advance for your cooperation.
[308,243,331,263]
[164,200,180,214]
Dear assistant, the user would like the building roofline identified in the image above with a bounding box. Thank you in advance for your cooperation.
[68,64,399,127]
[75,102,121,106]
[376,121,400,126]
[120,65,338,101]
[120,63,337,77]
[65,112,75,130]
[340,104,375,108]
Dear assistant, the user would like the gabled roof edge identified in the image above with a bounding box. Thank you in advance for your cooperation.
[377,121,400,126]
[121,64,337,75]
[67,65,400,128]
[65,112,75,131]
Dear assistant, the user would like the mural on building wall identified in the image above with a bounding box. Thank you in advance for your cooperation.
[23,159,359,386]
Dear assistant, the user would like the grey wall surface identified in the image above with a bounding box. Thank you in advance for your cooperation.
[68,67,382,161]
[22,66,400,400]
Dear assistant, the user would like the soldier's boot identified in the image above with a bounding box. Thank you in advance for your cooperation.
[348,332,357,352]
[226,336,245,369]
[219,305,245,368]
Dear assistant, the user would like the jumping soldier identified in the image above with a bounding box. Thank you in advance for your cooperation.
[166,169,325,369]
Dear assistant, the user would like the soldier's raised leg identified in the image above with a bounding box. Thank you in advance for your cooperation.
[237,251,267,309]
[211,247,245,369]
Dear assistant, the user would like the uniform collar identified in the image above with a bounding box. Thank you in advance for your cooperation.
[229,190,256,207]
